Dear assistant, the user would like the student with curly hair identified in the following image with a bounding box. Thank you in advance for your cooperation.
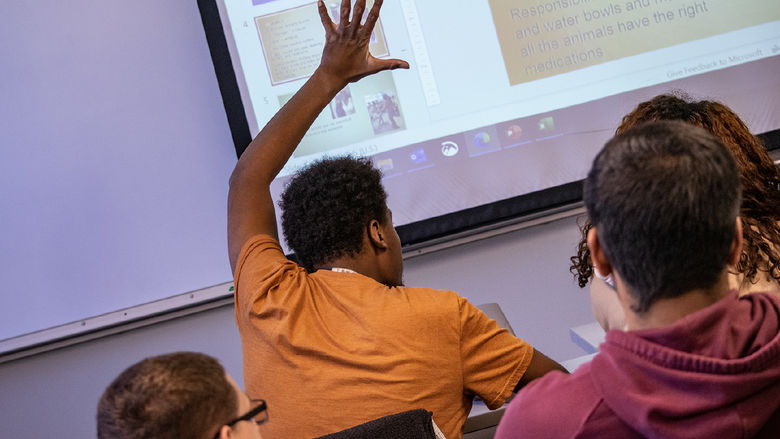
[497,121,780,438]
[97,352,266,439]
[570,94,780,330]
[227,1,565,438]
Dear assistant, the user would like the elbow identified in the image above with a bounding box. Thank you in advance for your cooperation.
[229,160,245,191]
[228,160,259,196]
[229,150,274,192]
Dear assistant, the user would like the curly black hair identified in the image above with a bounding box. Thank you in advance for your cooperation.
[571,93,780,288]
[280,156,388,272]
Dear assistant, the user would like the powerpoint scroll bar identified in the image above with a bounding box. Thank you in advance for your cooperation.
[399,0,440,106]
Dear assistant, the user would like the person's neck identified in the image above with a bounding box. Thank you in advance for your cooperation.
[316,255,379,280]
[623,274,731,331]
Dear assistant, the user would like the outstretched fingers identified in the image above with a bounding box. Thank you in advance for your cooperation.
[317,0,336,36]
[338,0,351,32]
[360,0,382,39]
[317,0,409,83]
[349,0,367,37]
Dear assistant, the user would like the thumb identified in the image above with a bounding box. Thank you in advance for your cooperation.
[349,58,410,83]
[385,58,410,70]
[369,57,409,73]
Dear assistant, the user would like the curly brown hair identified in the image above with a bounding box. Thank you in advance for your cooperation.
[571,93,780,288]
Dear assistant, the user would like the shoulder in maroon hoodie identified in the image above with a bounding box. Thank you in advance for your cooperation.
[495,292,780,439]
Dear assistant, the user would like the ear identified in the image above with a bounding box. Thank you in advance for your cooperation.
[727,217,743,266]
[217,425,232,439]
[587,227,612,277]
[367,219,389,249]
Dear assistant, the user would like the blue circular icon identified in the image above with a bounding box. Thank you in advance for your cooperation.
[474,132,491,148]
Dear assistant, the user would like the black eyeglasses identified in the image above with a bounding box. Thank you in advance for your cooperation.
[212,399,268,439]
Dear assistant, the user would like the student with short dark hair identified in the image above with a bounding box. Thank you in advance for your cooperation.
[496,121,780,438]
[97,352,266,439]
[570,94,780,331]
[226,1,565,438]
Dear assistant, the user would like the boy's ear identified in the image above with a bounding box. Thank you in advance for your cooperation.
[728,217,743,266]
[367,219,388,249]
[587,227,612,277]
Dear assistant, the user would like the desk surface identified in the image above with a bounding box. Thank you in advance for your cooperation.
[465,401,505,434]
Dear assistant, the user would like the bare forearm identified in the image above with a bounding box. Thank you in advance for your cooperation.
[226,70,345,268]
[230,69,347,187]
[513,348,568,393]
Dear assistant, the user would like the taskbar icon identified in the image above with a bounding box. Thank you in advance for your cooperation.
[441,141,459,157]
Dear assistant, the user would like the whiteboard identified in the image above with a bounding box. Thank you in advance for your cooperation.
[0,0,237,352]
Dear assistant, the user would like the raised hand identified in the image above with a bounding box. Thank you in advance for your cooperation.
[228,0,409,271]
[316,0,409,85]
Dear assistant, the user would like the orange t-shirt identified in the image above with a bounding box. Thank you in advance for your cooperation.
[234,235,534,439]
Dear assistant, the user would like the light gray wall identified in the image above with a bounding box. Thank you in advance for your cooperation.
[0,214,593,438]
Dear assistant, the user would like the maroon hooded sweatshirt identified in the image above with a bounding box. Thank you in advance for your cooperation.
[495,292,780,438]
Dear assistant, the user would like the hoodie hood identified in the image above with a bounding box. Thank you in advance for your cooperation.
[591,292,780,439]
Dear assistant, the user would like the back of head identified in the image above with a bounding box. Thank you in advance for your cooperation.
[584,120,741,312]
[280,156,388,271]
[97,352,237,439]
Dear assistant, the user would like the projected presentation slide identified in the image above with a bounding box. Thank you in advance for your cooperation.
[214,0,780,228]
[489,0,779,84]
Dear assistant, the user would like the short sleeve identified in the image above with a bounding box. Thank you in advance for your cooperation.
[233,234,302,315]
[459,298,534,409]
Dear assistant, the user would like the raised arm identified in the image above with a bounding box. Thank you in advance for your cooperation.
[227,0,409,271]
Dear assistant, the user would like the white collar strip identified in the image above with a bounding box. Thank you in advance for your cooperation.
[330,267,357,274]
